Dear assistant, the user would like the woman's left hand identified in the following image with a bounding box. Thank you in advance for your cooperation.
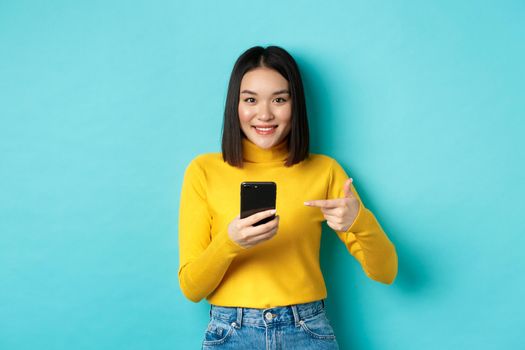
[304,178,360,232]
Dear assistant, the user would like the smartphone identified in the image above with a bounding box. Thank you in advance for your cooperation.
[240,182,277,226]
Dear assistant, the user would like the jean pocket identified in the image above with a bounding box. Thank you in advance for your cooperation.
[202,318,235,346]
[299,312,337,340]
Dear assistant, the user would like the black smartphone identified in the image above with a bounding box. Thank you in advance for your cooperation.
[240,182,277,226]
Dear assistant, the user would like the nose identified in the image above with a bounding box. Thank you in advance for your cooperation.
[257,103,274,121]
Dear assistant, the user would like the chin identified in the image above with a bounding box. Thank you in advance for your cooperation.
[242,127,286,149]
[251,135,281,149]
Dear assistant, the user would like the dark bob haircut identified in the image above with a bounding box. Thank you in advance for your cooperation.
[221,46,309,168]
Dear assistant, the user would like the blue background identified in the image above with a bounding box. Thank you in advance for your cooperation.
[1,1,523,349]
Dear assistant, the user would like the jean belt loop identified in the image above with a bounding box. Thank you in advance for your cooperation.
[236,307,243,328]
[291,304,301,327]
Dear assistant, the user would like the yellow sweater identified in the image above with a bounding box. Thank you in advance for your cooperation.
[178,137,398,308]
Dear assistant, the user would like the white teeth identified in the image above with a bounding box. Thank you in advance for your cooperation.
[255,126,275,131]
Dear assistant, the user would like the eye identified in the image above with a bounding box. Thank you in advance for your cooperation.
[244,97,256,103]
[273,97,287,103]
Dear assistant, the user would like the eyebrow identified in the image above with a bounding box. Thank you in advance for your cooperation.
[240,89,290,95]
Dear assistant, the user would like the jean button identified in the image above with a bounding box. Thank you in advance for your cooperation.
[265,313,273,321]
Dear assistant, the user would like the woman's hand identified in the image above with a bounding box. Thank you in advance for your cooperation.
[304,178,360,232]
[228,209,279,248]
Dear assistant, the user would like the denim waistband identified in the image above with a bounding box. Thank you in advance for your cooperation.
[209,300,326,328]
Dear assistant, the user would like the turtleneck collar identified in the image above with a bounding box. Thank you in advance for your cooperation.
[242,137,289,164]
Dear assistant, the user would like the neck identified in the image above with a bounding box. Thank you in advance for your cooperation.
[242,137,289,164]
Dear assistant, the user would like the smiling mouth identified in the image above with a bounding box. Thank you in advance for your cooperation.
[253,126,277,131]
[252,125,278,135]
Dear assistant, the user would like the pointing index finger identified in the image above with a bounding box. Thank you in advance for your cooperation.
[304,199,343,208]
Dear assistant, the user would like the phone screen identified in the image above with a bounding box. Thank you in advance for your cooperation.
[240,182,276,226]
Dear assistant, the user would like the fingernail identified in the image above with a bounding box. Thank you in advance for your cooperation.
[270,209,276,214]
[304,202,310,206]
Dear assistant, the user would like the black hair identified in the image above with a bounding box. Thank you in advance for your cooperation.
[221,46,309,167]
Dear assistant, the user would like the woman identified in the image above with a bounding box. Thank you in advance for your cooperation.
[178,46,398,349]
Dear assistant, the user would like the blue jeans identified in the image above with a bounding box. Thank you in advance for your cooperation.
[202,299,339,349]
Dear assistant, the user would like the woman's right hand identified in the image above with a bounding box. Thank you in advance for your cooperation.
[227,209,279,248]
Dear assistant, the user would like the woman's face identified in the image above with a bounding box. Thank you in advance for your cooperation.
[238,67,292,149]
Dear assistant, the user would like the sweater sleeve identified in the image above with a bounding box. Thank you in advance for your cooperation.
[328,159,398,284]
[177,158,245,302]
